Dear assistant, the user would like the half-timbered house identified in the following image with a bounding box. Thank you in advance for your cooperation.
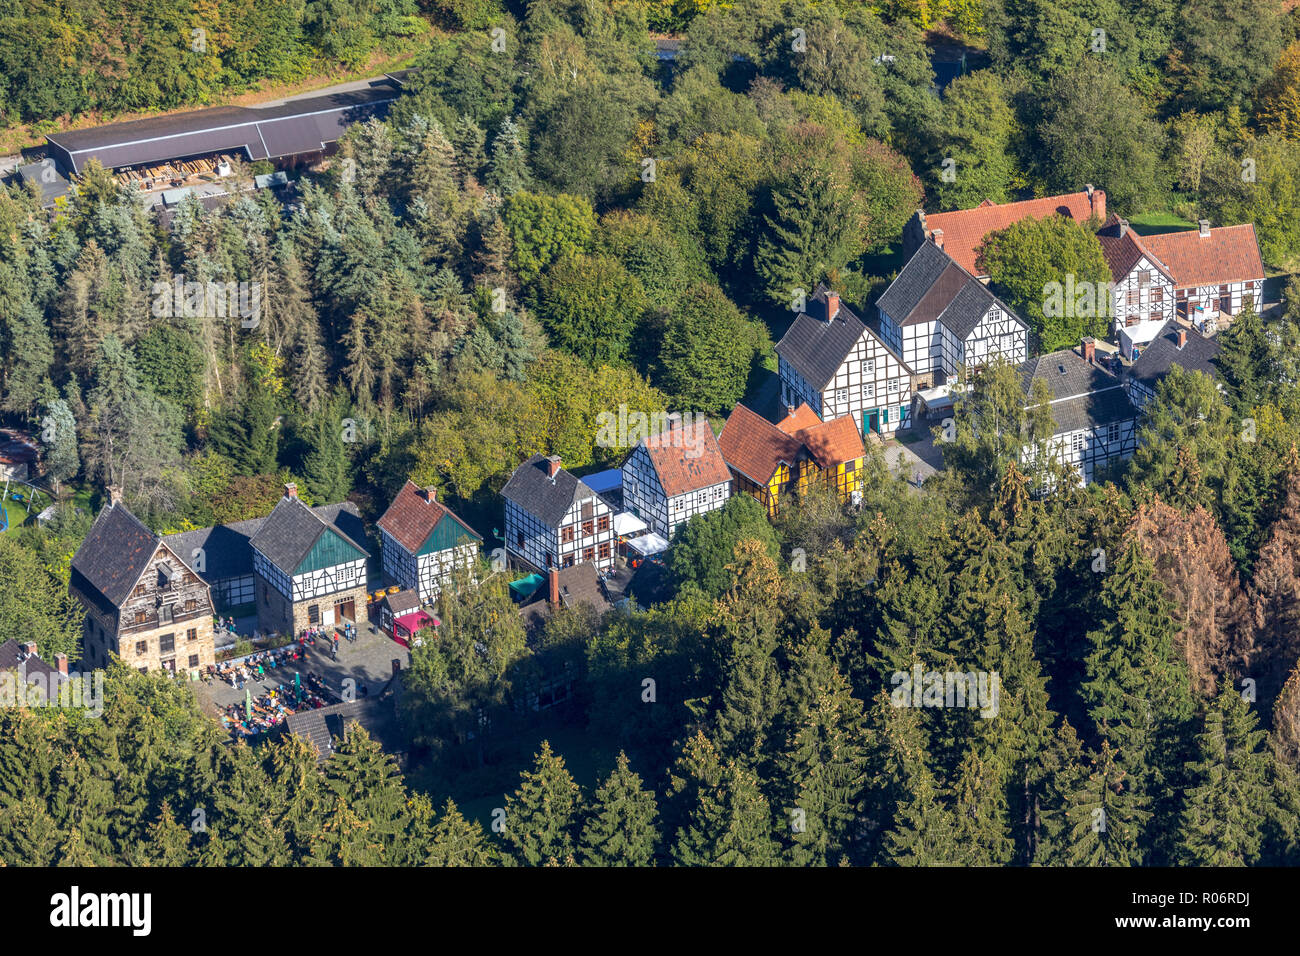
[877,241,1029,389]
[249,484,371,636]
[70,494,216,676]
[502,455,616,573]
[902,187,1106,280]
[1096,216,1178,358]
[776,404,867,504]
[620,419,732,540]
[1123,322,1221,412]
[377,481,482,603]
[1138,221,1265,328]
[776,284,915,436]
[1016,340,1139,486]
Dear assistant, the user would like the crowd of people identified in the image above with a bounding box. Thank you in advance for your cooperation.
[218,672,334,739]
[203,645,311,689]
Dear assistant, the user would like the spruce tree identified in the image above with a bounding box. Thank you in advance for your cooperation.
[671,760,778,867]
[1060,741,1151,866]
[502,741,582,866]
[579,752,660,866]
[1177,682,1271,866]
[429,799,497,866]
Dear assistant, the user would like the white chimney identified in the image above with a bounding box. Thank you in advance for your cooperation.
[1198,219,1210,238]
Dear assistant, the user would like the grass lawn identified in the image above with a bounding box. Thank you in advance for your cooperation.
[1127,211,1196,235]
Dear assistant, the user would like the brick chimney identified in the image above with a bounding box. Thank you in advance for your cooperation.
[106,484,122,506]
[1081,336,1096,364]
[545,456,562,479]
[548,567,560,606]
[421,486,437,503]
[19,641,36,660]
[1198,219,1210,238]
[54,653,68,675]
[1176,328,1187,349]
[284,482,298,499]
[826,291,840,320]
[931,228,945,250]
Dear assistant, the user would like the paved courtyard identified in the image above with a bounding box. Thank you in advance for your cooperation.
[194,619,410,717]
[882,426,944,486]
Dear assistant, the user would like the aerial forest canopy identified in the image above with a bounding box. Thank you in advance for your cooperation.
[0,0,1299,867]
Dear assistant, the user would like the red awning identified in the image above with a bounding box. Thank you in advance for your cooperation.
[393,610,438,637]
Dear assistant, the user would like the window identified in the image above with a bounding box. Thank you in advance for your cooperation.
[1151,286,1163,303]
[134,610,148,625]
[135,641,148,656]
[185,598,196,612]
[598,543,611,560]
[1106,422,1121,444]
[187,628,197,642]
[160,604,173,624]
[888,379,900,394]
[863,382,874,398]
[1071,433,1085,453]
[561,526,574,543]
[189,655,200,668]
[846,459,857,472]
[309,604,320,625]
[134,584,146,597]
[583,547,595,563]
[597,515,610,533]
[861,359,874,375]
[1127,290,1139,307]
[835,388,849,404]
[159,634,175,654]
[582,520,594,537]
[516,531,525,549]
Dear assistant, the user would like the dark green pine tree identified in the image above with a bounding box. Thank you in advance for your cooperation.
[0,797,62,866]
[1082,534,1195,784]
[948,746,1015,865]
[1030,721,1090,864]
[579,752,660,866]
[317,725,409,865]
[300,409,352,504]
[267,734,327,862]
[671,760,779,867]
[138,802,193,866]
[775,633,870,866]
[428,799,497,867]
[882,763,962,866]
[502,741,582,866]
[1214,301,1272,413]
[1059,741,1152,866]
[1176,682,1272,866]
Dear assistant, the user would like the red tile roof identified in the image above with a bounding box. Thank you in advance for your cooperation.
[780,409,866,469]
[1095,216,1173,283]
[925,189,1106,276]
[1139,224,1265,289]
[776,403,822,434]
[641,419,732,498]
[718,404,805,485]
[377,480,480,554]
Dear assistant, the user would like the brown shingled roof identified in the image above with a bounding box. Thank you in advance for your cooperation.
[1140,224,1265,289]
[718,403,806,485]
[925,189,1105,276]
[640,419,732,498]
[377,480,480,554]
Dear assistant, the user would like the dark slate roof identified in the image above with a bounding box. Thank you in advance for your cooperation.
[876,241,1025,339]
[164,517,264,582]
[1127,322,1220,392]
[248,496,369,575]
[501,454,598,526]
[0,639,64,688]
[520,564,613,631]
[165,501,366,584]
[776,285,874,390]
[381,589,421,616]
[284,695,404,765]
[69,503,160,609]
[1018,348,1137,434]
[45,85,398,175]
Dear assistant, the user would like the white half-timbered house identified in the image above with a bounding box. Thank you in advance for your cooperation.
[1123,322,1221,412]
[876,241,1028,390]
[502,455,616,573]
[1139,221,1265,332]
[249,484,371,635]
[1096,216,1178,359]
[1016,341,1139,487]
[620,419,732,539]
[776,284,915,436]
[377,481,482,603]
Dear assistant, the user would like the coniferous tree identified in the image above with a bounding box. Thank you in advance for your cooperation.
[428,799,497,866]
[579,752,660,866]
[671,759,778,867]
[1059,741,1152,866]
[1177,682,1272,866]
[502,741,582,866]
